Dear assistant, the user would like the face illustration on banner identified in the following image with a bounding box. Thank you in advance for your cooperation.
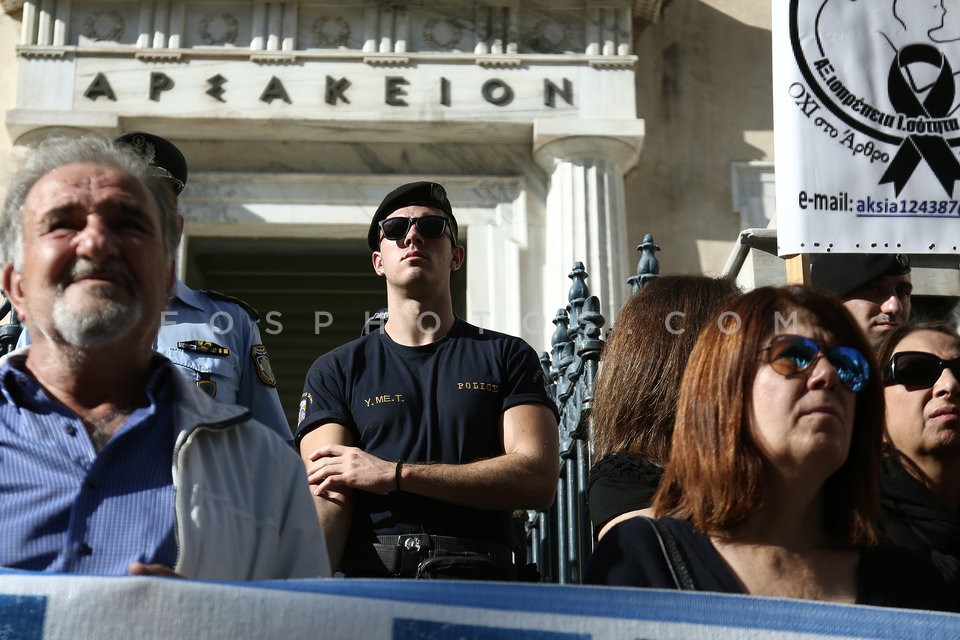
[892,1,949,42]
[930,0,960,42]
[797,0,960,197]
[888,1,959,93]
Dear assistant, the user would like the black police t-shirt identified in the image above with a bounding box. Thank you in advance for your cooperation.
[297,319,557,546]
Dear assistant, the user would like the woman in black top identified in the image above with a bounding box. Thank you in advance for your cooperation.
[876,321,960,599]
[586,286,954,613]
[588,276,740,539]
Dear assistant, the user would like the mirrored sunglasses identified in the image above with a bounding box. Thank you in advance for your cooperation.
[760,334,870,393]
[379,215,450,242]
[883,351,960,387]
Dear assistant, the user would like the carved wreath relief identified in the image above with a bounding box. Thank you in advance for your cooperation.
[423,18,463,50]
[199,13,239,46]
[312,16,351,48]
[82,10,125,42]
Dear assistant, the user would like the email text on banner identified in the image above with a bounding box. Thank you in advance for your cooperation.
[798,189,960,217]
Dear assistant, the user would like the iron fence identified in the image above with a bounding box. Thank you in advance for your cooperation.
[527,234,661,583]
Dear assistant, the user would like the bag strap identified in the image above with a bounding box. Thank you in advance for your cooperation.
[645,517,698,591]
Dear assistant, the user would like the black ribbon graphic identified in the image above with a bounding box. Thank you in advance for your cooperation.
[880,44,960,196]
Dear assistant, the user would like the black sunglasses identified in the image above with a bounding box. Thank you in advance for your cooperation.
[760,334,870,393]
[379,215,451,242]
[883,351,960,387]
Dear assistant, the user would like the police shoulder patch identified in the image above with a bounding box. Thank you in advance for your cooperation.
[201,289,261,322]
[251,344,277,387]
[298,392,312,426]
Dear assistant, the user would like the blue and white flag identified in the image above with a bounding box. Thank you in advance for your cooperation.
[1,572,959,639]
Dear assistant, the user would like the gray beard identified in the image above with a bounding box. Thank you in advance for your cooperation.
[29,258,144,348]
[51,288,141,348]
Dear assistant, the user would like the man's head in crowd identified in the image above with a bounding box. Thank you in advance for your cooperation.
[0,135,179,348]
[368,181,464,301]
[811,253,912,347]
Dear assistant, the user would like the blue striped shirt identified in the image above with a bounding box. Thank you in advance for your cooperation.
[0,355,177,574]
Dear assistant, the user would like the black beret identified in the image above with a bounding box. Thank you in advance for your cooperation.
[810,253,911,298]
[114,131,188,195]
[367,181,458,250]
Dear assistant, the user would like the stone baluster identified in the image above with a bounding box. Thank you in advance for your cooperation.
[36,0,51,45]
[52,0,70,46]
[152,0,170,49]
[282,1,297,50]
[362,1,378,52]
[21,1,37,45]
[251,1,267,50]
[22,0,71,46]
[266,1,282,50]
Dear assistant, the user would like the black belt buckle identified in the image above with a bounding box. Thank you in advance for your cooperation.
[398,533,431,576]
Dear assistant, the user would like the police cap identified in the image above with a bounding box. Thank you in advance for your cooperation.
[114,131,188,195]
[810,253,911,298]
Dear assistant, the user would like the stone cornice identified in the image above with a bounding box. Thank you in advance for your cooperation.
[1,1,656,20]
[14,45,638,67]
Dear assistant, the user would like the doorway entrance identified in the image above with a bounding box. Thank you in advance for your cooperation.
[185,236,466,431]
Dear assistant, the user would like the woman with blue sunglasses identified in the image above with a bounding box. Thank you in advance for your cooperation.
[586,286,954,612]
[877,321,960,601]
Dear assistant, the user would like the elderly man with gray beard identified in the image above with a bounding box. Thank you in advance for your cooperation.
[0,135,329,580]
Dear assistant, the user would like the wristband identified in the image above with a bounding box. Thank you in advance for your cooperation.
[395,459,405,492]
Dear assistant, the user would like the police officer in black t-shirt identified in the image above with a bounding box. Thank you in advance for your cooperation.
[297,182,559,579]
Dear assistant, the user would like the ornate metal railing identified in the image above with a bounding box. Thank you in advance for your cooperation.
[527,234,661,583]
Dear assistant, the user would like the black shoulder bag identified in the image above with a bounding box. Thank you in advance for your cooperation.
[644,517,698,591]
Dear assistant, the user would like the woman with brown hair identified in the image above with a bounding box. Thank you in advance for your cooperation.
[877,321,960,599]
[586,286,952,611]
[588,275,740,539]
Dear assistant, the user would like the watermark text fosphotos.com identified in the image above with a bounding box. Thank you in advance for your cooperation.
[161,309,800,338]
[664,310,798,335]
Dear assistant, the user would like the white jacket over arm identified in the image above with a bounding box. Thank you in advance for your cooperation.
[170,373,330,580]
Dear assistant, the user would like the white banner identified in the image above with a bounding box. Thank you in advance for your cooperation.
[1,572,959,639]
[773,1,960,255]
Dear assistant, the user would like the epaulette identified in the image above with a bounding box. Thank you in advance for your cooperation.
[199,289,261,321]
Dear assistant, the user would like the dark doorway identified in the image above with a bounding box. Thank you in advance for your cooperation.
[186,236,466,432]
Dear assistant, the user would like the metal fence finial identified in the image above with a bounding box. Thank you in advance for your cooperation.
[627,233,661,293]
[567,262,590,340]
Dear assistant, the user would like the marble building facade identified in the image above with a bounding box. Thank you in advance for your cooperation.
[0,0,668,335]
[1,1,785,417]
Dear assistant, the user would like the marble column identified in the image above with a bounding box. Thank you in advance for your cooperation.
[21,0,71,45]
[534,118,645,328]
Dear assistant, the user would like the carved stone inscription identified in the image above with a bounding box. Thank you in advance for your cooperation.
[81,70,575,109]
